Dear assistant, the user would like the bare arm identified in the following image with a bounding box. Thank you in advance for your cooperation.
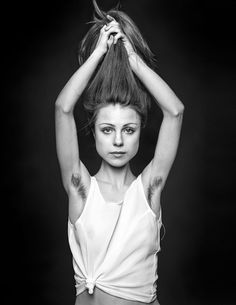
[129,53,184,189]
[106,15,184,215]
[106,17,184,189]
[55,49,103,191]
[55,24,118,192]
[108,15,184,190]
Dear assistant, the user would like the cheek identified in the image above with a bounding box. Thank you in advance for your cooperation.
[127,133,140,152]
[94,132,109,152]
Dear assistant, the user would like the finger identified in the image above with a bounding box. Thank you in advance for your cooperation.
[105,25,120,33]
[107,15,116,22]
[105,22,119,31]
[100,24,107,32]
[107,35,114,48]
[113,32,124,44]
[105,26,120,37]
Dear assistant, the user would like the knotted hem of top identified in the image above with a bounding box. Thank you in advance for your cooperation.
[75,281,157,303]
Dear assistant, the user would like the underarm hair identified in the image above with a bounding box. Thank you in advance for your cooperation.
[147,176,163,203]
[71,174,87,200]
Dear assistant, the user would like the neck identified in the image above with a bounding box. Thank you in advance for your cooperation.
[96,161,135,188]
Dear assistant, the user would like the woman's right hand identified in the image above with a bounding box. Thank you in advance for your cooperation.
[94,21,121,55]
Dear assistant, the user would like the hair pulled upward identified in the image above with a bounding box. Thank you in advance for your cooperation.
[79,0,156,129]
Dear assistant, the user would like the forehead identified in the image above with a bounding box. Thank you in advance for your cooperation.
[96,104,140,125]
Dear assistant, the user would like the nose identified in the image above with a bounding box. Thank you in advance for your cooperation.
[113,131,123,147]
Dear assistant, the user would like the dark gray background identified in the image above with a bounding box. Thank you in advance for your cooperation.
[4,0,235,304]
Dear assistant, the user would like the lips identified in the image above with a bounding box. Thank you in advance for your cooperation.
[110,151,126,157]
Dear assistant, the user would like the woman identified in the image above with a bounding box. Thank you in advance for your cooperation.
[55,1,184,304]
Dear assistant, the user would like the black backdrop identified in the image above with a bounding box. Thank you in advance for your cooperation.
[4,0,235,304]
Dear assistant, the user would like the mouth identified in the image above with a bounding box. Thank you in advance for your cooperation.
[110,151,126,157]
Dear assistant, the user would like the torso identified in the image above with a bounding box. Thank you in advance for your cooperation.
[69,165,161,224]
[69,165,162,305]
[75,287,160,305]
[94,174,136,203]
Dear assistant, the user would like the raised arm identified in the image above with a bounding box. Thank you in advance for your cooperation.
[55,24,117,192]
[107,15,184,191]
[107,15,184,193]
[129,53,184,189]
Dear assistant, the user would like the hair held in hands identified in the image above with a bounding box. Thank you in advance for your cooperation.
[78,0,156,129]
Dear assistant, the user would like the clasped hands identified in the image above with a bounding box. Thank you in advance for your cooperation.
[95,15,135,57]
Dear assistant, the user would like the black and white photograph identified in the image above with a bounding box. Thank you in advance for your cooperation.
[4,0,235,304]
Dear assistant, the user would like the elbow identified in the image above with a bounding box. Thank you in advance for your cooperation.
[164,102,185,118]
[173,98,185,116]
[55,98,74,114]
[174,103,185,117]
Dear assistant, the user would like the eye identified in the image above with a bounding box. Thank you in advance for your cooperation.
[101,127,113,134]
[123,127,135,134]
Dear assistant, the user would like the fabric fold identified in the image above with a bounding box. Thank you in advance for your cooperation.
[68,174,162,303]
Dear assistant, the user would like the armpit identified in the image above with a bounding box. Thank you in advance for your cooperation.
[71,173,87,200]
[147,176,163,203]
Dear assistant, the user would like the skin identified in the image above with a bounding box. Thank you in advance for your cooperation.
[91,104,141,203]
[94,104,141,168]
[55,13,184,305]
[55,12,184,228]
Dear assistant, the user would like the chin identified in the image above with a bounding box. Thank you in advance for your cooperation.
[99,154,131,168]
[112,162,128,168]
[107,159,129,168]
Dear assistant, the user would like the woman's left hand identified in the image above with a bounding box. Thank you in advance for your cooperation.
[105,15,135,56]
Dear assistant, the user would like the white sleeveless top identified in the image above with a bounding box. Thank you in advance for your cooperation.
[68,173,162,303]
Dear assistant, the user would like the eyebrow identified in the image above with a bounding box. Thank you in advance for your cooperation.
[98,123,139,127]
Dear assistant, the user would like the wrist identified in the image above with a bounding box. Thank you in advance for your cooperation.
[90,47,106,62]
[128,51,138,60]
[128,52,142,72]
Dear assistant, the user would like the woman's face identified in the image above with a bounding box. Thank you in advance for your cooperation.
[94,104,141,167]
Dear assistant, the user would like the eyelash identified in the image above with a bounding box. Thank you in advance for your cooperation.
[101,127,135,134]
[124,128,135,134]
